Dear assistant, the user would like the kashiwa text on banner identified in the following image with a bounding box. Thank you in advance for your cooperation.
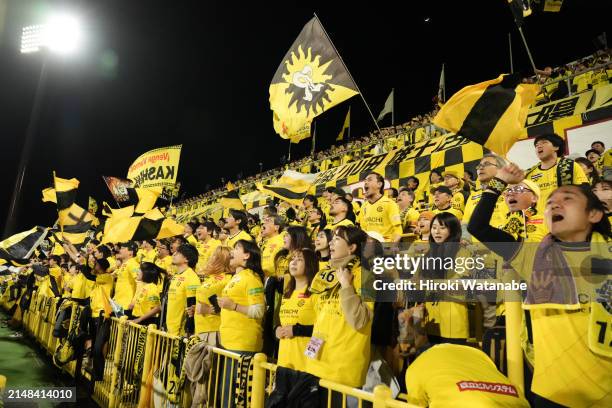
[127,145,182,189]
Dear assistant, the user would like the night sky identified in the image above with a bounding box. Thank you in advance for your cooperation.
[0,0,610,236]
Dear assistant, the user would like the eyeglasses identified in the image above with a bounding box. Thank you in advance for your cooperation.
[504,186,534,195]
[475,162,498,169]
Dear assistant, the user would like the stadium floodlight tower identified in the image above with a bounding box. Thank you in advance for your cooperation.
[3,13,86,238]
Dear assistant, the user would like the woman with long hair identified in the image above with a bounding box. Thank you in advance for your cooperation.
[186,246,232,345]
[305,226,373,389]
[468,163,612,407]
[217,240,265,406]
[218,240,265,352]
[275,248,318,371]
[418,212,470,344]
[314,229,333,271]
[130,262,162,326]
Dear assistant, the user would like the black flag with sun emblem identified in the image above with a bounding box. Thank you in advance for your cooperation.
[270,17,359,143]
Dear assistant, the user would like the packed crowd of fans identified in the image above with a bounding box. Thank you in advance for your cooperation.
[1,50,612,407]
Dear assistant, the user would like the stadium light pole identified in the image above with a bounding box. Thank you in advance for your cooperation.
[3,13,85,239]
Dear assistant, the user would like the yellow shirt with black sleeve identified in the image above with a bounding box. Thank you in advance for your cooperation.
[260,233,285,278]
[324,218,355,231]
[525,158,589,208]
[508,238,612,407]
[226,230,253,249]
[277,288,316,372]
[305,261,373,388]
[132,282,161,318]
[219,268,265,352]
[195,273,231,334]
[358,195,402,242]
[405,344,529,408]
[166,267,201,336]
[48,266,63,292]
[195,238,221,273]
[113,257,140,309]
[462,188,509,235]
[432,206,463,221]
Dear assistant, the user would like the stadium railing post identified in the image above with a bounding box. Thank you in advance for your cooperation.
[250,353,267,408]
[505,298,525,394]
[372,384,392,408]
[108,316,128,408]
[138,324,156,404]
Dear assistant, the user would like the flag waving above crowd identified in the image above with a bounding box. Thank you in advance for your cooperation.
[269,17,359,143]
[126,145,182,189]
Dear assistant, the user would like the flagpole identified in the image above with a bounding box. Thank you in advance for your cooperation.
[508,33,514,73]
[516,26,537,75]
[313,13,381,132]
[391,88,395,126]
[288,140,292,162]
[348,108,351,141]
[311,120,317,156]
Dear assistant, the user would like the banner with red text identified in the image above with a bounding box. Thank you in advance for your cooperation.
[127,145,182,189]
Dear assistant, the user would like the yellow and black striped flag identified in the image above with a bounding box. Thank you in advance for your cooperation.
[101,208,183,244]
[270,17,359,143]
[336,107,351,141]
[126,186,163,215]
[0,226,48,265]
[257,170,316,207]
[53,174,96,245]
[220,189,245,211]
[433,74,539,156]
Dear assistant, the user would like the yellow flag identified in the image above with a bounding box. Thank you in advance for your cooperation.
[219,190,244,211]
[88,197,98,215]
[42,187,57,203]
[102,208,183,244]
[257,170,317,207]
[127,145,182,189]
[53,173,95,245]
[336,108,351,141]
[432,74,539,156]
[270,17,358,143]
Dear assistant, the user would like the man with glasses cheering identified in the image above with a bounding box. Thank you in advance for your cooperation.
[462,154,510,240]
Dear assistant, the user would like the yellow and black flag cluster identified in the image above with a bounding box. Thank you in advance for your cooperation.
[433,74,539,156]
[220,189,245,211]
[0,226,48,266]
[102,208,183,244]
[53,174,96,245]
[270,17,358,143]
[257,170,316,207]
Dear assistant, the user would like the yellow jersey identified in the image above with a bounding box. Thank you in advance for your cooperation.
[219,268,264,352]
[260,234,285,278]
[405,344,529,407]
[358,195,402,242]
[113,257,140,309]
[400,207,420,231]
[166,267,200,336]
[305,262,373,387]
[70,273,89,300]
[509,241,612,407]
[226,230,253,249]
[138,248,157,263]
[195,273,231,334]
[451,190,466,213]
[277,288,316,372]
[525,158,589,208]
[132,282,161,318]
[432,206,463,221]
[195,238,221,273]
[324,218,355,231]
[462,189,509,233]
[90,273,114,316]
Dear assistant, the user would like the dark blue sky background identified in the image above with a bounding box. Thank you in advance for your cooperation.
[0,0,610,235]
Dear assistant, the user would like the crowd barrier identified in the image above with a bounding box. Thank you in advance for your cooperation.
[6,291,425,408]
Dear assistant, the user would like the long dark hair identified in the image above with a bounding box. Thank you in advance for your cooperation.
[275,226,314,273]
[575,157,600,183]
[284,248,319,299]
[423,212,462,278]
[140,262,162,284]
[333,225,369,257]
[315,229,334,260]
[236,239,265,283]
